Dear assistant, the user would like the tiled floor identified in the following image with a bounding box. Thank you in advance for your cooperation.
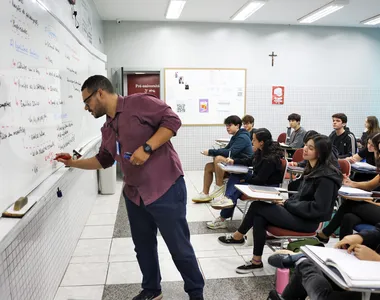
[54,171,338,300]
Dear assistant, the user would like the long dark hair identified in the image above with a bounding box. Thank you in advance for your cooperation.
[253,128,283,164]
[367,116,380,135]
[303,134,341,177]
[371,132,380,173]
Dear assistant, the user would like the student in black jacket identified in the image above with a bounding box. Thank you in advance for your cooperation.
[267,224,380,300]
[317,132,380,243]
[218,134,342,273]
[207,128,283,230]
[329,113,357,158]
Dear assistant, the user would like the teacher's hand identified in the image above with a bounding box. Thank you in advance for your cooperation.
[130,146,150,166]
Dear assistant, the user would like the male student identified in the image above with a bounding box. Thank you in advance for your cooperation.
[242,114,256,140]
[56,75,204,300]
[329,113,357,158]
[286,113,306,148]
[267,224,380,300]
[192,115,253,203]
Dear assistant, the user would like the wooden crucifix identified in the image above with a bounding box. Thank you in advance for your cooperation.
[269,51,277,67]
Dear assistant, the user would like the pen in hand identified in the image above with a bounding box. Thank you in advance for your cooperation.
[228,151,231,159]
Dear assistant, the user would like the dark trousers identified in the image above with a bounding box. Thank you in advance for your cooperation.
[282,259,380,300]
[323,201,380,240]
[220,172,278,219]
[237,202,319,256]
[124,176,204,297]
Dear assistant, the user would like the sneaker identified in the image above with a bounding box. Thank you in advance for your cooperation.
[132,290,163,300]
[192,192,212,203]
[236,260,263,273]
[207,216,227,229]
[316,232,330,244]
[218,233,245,245]
[268,252,306,269]
[267,290,284,300]
[189,296,204,300]
[210,196,234,209]
[209,185,224,199]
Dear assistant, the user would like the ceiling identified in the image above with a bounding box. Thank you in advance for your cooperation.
[94,0,380,28]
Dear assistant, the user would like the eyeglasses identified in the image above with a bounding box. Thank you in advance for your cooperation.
[83,90,98,108]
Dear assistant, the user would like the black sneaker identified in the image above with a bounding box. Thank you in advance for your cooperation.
[218,234,245,246]
[268,253,306,269]
[236,261,263,273]
[132,290,163,300]
[267,290,284,300]
[189,296,204,300]
[316,232,329,244]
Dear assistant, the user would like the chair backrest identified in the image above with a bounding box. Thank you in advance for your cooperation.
[338,159,351,176]
[292,148,304,163]
[280,158,288,187]
[277,133,287,143]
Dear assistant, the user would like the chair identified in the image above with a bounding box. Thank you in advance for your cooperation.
[265,223,323,251]
[235,158,288,221]
[338,159,351,176]
[285,148,304,181]
[277,133,287,143]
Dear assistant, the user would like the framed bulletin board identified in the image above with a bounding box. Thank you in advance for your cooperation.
[164,68,246,125]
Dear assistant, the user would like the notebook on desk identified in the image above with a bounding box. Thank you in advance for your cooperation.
[303,245,380,288]
[218,163,249,174]
[338,186,372,197]
[279,142,291,148]
[351,162,377,171]
[234,185,283,202]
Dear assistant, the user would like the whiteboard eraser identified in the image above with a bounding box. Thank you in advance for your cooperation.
[14,197,28,211]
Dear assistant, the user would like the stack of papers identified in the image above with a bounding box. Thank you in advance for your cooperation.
[218,163,249,174]
[351,162,377,171]
[338,186,372,197]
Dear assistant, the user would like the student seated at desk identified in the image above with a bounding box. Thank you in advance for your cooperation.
[267,225,380,300]
[317,133,380,243]
[192,115,253,203]
[347,132,379,181]
[206,128,283,229]
[358,116,380,149]
[285,113,306,148]
[329,113,357,158]
[242,114,256,140]
[347,132,378,166]
[217,135,342,272]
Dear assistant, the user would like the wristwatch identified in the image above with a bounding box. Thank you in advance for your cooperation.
[143,142,153,154]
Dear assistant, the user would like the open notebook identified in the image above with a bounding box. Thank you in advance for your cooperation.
[304,245,380,289]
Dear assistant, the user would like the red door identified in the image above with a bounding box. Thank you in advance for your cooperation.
[126,74,160,97]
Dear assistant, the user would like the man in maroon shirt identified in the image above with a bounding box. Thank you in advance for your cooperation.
[57,75,204,300]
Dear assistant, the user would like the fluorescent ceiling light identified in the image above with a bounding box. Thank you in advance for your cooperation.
[298,0,348,24]
[231,0,267,21]
[361,14,380,25]
[165,0,186,19]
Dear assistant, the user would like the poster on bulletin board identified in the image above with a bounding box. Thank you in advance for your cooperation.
[164,68,246,125]
[272,86,285,105]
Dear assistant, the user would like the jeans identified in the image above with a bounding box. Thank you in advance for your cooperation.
[124,176,204,297]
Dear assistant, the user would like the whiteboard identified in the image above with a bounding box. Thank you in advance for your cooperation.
[0,0,106,213]
[164,68,246,125]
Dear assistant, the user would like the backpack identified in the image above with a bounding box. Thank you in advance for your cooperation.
[287,238,324,253]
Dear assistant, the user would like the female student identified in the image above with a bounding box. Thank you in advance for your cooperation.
[218,134,342,272]
[347,132,378,166]
[317,133,380,242]
[359,116,380,149]
[207,128,283,230]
